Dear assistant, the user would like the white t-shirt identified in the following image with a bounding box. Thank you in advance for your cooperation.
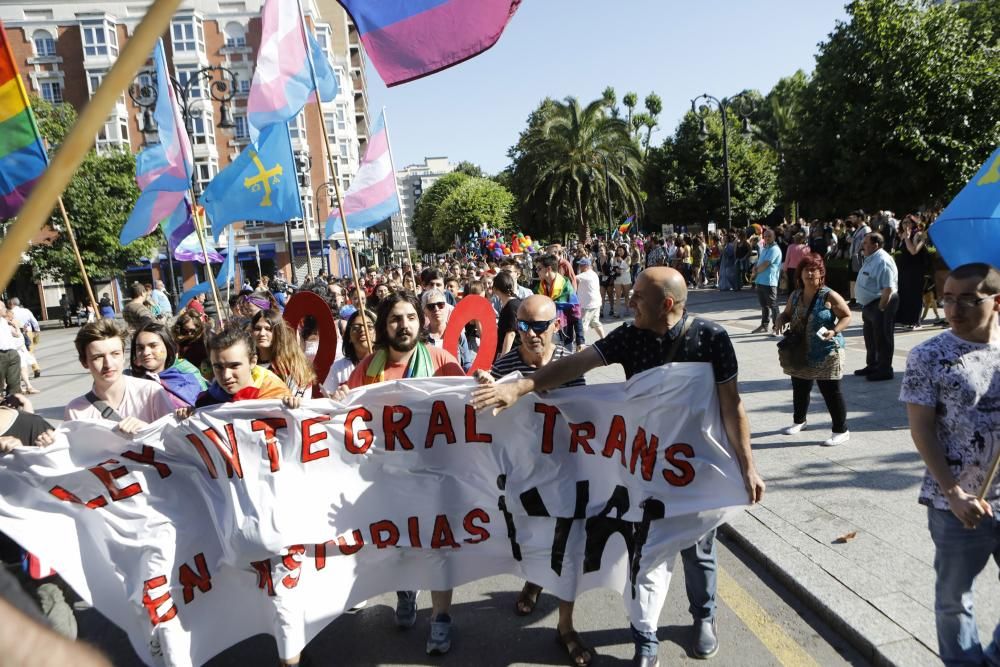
[321,357,356,395]
[64,375,176,424]
[576,269,602,309]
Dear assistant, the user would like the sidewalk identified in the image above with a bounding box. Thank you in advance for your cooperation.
[670,288,999,667]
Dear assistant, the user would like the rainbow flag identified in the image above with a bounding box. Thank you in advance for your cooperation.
[341,0,521,87]
[0,20,48,219]
[618,215,634,235]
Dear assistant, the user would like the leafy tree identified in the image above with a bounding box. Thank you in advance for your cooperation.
[788,0,1000,216]
[431,178,514,247]
[645,109,779,227]
[601,86,618,117]
[754,71,808,214]
[453,160,484,178]
[28,150,159,281]
[28,95,76,149]
[411,172,470,251]
[509,96,643,241]
[622,91,638,130]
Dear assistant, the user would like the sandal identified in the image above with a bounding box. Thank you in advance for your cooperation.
[514,582,542,616]
[557,629,594,667]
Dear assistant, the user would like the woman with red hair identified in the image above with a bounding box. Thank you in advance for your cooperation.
[774,252,853,446]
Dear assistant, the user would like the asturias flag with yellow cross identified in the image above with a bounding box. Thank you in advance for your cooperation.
[930,145,1000,268]
[200,123,301,240]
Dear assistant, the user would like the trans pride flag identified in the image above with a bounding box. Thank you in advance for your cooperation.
[325,110,399,235]
[119,39,194,246]
[246,0,338,142]
[930,145,1000,268]
[340,0,521,87]
[0,21,48,219]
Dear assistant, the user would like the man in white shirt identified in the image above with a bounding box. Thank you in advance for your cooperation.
[62,320,174,431]
[575,257,606,344]
[149,280,173,318]
[7,298,40,378]
[0,302,22,396]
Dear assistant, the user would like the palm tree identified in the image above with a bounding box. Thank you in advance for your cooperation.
[515,96,643,242]
[622,92,638,130]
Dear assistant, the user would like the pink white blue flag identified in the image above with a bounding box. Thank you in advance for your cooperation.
[339,0,521,87]
[120,39,194,245]
[325,110,399,235]
[247,0,338,142]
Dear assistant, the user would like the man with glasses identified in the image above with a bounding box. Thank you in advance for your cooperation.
[472,267,765,666]
[421,288,472,372]
[900,262,1000,667]
[853,232,899,381]
[477,294,592,665]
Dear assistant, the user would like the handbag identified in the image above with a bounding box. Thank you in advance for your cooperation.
[777,290,821,368]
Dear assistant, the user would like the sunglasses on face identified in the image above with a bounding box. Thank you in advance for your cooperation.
[516,318,555,334]
[425,302,447,311]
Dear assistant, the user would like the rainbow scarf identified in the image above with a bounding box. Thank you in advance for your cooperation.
[363,342,433,385]
[0,21,48,218]
[538,273,573,303]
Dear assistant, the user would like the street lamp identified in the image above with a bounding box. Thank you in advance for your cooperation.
[129,65,238,299]
[690,92,758,228]
[314,180,336,274]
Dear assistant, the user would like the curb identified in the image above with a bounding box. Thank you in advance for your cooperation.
[720,514,937,667]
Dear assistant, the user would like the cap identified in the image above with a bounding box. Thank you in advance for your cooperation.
[577,257,591,266]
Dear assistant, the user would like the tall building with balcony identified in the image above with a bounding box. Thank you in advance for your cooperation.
[1,0,370,315]
[392,157,456,251]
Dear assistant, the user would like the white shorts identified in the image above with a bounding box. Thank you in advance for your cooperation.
[580,307,602,330]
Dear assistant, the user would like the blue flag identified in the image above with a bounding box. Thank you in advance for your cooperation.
[201,123,302,240]
[177,226,236,309]
[930,146,1000,269]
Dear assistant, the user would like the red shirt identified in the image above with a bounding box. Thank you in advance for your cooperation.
[346,344,464,389]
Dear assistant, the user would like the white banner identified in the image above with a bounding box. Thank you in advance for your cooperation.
[0,364,747,665]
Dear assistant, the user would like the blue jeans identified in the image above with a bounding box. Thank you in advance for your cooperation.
[631,529,717,657]
[927,507,1000,667]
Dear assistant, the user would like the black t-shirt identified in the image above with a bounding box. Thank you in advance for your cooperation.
[592,314,739,383]
[1,411,53,448]
[495,298,522,359]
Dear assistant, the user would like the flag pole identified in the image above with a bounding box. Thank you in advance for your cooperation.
[296,0,371,353]
[380,107,414,285]
[0,0,184,293]
[191,202,225,328]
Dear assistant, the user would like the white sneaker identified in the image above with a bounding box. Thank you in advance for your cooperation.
[782,421,807,435]
[822,431,850,447]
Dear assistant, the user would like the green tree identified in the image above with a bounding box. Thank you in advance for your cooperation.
[645,109,779,227]
[453,160,484,178]
[754,71,808,215]
[510,96,643,241]
[622,91,638,130]
[28,149,159,282]
[28,95,76,148]
[431,177,514,246]
[789,0,1000,216]
[601,86,618,117]
[411,172,470,252]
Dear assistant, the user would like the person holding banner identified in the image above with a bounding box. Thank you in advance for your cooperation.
[250,310,316,398]
[192,326,291,407]
[472,266,766,667]
[344,291,464,655]
[899,263,1000,667]
[128,321,207,408]
[321,308,376,396]
[476,294,592,667]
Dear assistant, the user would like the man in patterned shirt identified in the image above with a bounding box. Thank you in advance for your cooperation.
[472,266,765,667]
[900,262,1000,667]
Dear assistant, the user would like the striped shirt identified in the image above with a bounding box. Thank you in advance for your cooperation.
[490,345,585,387]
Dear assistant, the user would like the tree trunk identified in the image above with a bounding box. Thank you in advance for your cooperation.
[576,189,590,243]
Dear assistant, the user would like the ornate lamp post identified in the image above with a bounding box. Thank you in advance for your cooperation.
[690,92,758,228]
[129,65,238,300]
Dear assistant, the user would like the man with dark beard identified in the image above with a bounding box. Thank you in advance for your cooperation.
[345,290,464,655]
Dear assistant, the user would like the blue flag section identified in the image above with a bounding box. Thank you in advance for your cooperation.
[200,123,301,240]
[930,146,1000,269]
[177,227,236,308]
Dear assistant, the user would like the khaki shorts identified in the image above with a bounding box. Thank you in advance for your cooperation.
[580,307,602,331]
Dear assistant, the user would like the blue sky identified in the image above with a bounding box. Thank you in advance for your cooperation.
[366,0,850,175]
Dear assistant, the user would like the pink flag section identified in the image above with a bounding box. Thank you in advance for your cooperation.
[247,0,306,140]
[326,111,400,234]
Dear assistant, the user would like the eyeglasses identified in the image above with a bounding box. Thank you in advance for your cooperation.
[350,323,375,333]
[939,296,995,308]
[425,302,447,311]
[516,318,555,335]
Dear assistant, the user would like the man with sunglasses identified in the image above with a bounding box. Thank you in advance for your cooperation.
[900,262,1000,667]
[477,294,593,665]
[472,266,765,667]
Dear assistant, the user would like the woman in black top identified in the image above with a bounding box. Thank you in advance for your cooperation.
[492,272,522,360]
[893,215,929,328]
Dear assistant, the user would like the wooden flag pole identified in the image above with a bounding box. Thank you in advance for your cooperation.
[56,196,98,313]
[0,0,184,293]
[296,0,371,354]
[380,107,414,286]
[191,201,225,328]
[977,445,1000,504]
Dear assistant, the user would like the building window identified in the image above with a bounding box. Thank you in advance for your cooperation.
[95,115,129,152]
[314,26,331,60]
[40,81,63,104]
[288,112,306,141]
[171,16,205,53]
[224,22,246,48]
[334,67,346,95]
[195,160,218,192]
[234,114,249,139]
[175,66,205,99]
[335,105,347,132]
[33,30,57,57]
[190,115,215,145]
[238,77,251,95]
[324,112,336,137]
[82,21,118,57]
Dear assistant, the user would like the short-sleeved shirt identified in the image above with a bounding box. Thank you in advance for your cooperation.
[64,375,176,423]
[491,345,585,387]
[899,330,1000,514]
[346,344,464,388]
[753,243,783,287]
[1,410,53,447]
[855,248,898,305]
[575,270,602,310]
[593,314,739,383]
[321,357,357,394]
